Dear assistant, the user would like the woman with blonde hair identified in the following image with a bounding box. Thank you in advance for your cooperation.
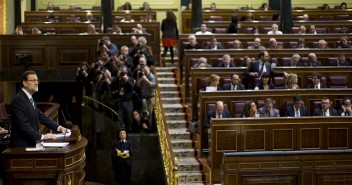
[205,74,221,91]
[285,73,300,89]
[242,101,260,118]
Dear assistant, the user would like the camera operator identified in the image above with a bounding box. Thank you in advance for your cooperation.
[105,58,119,77]
[98,36,118,56]
[132,111,152,133]
[112,45,134,70]
[130,36,154,67]
[136,64,155,121]
[110,69,135,132]
[76,62,94,105]
[95,66,112,105]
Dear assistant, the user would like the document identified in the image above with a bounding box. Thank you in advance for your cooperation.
[55,132,72,139]
[43,142,69,148]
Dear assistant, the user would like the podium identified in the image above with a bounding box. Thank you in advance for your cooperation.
[2,126,87,185]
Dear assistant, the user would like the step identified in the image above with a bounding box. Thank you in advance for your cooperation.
[173,148,195,158]
[163,104,185,113]
[171,139,193,149]
[177,157,202,172]
[169,128,190,140]
[165,112,186,120]
[155,66,177,72]
[162,97,182,104]
[157,77,176,84]
[158,84,178,91]
[178,171,205,183]
[167,119,187,129]
[160,91,180,98]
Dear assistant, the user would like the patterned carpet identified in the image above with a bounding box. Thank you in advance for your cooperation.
[156,60,207,185]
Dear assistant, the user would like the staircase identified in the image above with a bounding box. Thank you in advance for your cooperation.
[156,56,207,184]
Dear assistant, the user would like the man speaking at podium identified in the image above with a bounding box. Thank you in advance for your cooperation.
[10,70,70,147]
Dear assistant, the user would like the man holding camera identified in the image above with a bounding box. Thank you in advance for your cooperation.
[99,36,118,56]
[136,63,155,121]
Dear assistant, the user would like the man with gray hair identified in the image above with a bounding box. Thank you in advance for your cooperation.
[283,54,302,67]
[306,53,321,66]
[204,101,231,129]
[258,98,280,117]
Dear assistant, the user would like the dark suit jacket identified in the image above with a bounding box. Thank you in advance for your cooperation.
[205,44,223,49]
[282,61,304,67]
[306,83,328,89]
[245,60,284,89]
[222,83,245,90]
[328,60,351,66]
[305,61,321,67]
[258,107,280,117]
[205,109,231,129]
[284,106,309,117]
[112,139,133,166]
[313,108,339,116]
[217,63,236,67]
[10,89,59,147]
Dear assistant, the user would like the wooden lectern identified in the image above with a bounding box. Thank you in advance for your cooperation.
[2,125,87,185]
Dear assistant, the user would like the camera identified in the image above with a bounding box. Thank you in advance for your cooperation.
[119,55,127,61]
[141,111,149,119]
[120,71,127,77]
[99,39,105,46]
[138,71,145,78]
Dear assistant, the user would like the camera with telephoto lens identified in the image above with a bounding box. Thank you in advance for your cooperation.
[141,110,149,119]
[99,39,104,46]
[138,64,145,78]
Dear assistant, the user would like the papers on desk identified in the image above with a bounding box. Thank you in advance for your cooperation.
[43,142,69,148]
[55,132,72,139]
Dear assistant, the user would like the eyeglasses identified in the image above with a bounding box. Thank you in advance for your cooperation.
[26,79,40,83]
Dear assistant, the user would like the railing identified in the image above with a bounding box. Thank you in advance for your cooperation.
[154,70,178,185]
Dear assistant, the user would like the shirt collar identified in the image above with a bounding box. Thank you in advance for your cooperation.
[22,88,32,99]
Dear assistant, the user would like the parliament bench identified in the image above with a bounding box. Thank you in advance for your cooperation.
[207,116,352,184]
[21,22,101,34]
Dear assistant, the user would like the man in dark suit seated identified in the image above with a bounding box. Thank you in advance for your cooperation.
[204,101,231,129]
[305,53,321,66]
[10,71,70,147]
[245,51,288,89]
[329,54,351,66]
[258,98,280,117]
[217,54,235,68]
[222,73,245,90]
[338,97,352,116]
[283,54,304,67]
[205,36,223,50]
[313,97,339,116]
[306,72,327,89]
[284,95,309,117]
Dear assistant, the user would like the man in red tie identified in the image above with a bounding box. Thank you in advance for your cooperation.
[313,97,338,116]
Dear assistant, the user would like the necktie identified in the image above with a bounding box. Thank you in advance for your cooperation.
[259,62,264,76]
[233,85,237,90]
[324,110,327,116]
[267,111,271,117]
[315,85,318,89]
[30,98,35,109]
[295,109,300,117]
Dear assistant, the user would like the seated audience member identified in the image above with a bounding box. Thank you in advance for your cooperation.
[309,25,317,34]
[285,73,299,89]
[81,24,99,35]
[298,25,306,34]
[46,2,55,11]
[131,24,147,34]
[284,95,309,117]
[247,38,266,49]
[307,72,327,89]
[139,2,152,11]
[302,14,309,21]
[267,38,282,49]
[31,28,42,35]
[258,98,280,117]
[251,26,259,35]
[184,34,202,50]
[217,54,235,67]
[141,13,154,22]
[85,12,99,23]
[233,39,242,49]
[283,54,302,67]
[222,74,245,90]
[259,3,270,10]
[241,56,252,67]
[272,13,280,21]
[339,26,349,34]
[267,24,283,35]
[329,54,351,66]
[132,110,153,133]
[340,2,347,9]
[120,2,132,10]
[121,13,135,22]
[14,25,24,35]
[195,23,212,35]
[317,39,329,49]
[322,3,330,10]
[193,57,212,68]
[243,101,260,118]
[227,14,240,33]
[67,14,81,23]
[205,74,222,91]
[254,72,275,90]
[338,36,352,48]
[209,2,216,11]
[313,97,338,116]
[306,53,321,66]
[244,12,255,21]
[68,3,76,11]
[339,97,352,116]
[205,37,222,50]
[204,101,231,129]
[111,24,122,34]
[294,38,309,49]
[47,14,57,22]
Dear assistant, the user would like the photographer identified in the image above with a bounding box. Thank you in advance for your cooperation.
[76,62,94,104]
[110,69,135,131]
[98,36,118,56]
[112,45,134,70]
[95,66,112,105]
[130,36,154,67]
[132,111,152,133]
[136,65,155,121]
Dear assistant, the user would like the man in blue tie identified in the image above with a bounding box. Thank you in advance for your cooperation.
[10,70,71,147]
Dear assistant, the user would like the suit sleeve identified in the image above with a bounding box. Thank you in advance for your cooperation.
[204,111,211,129]
[38,110,60,131]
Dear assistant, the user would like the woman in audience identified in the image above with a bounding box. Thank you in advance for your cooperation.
[241,56,252,67]
[338,36,352,48]
[14,25,24,35]
[285,73,300,89]
[259,3,270,10]
[340,2,347,9]
[120,2,132,10]
[121,13,135,22]
[254,72,275,90]
[245,12,255,21]
[205,74,222,91]
[227,14,240,33]
[294,38,309,49]
[243,101,260,118]
[322,3,330,10]
[111,24,122,34]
